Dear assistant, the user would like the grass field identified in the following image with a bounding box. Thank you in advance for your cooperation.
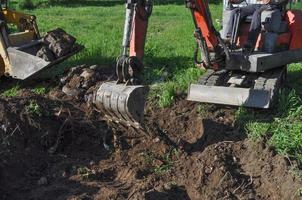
[7,0,302,166]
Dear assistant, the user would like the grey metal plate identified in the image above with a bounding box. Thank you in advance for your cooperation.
[187,84,271,108]
[8,47,50,80]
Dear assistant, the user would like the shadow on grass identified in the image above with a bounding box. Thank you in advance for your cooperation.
[144,55,196,83]
[38,51,195,85]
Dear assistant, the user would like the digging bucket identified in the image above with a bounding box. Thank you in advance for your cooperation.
[94,81,149,129]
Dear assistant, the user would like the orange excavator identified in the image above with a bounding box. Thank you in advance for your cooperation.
[94,0,302,129]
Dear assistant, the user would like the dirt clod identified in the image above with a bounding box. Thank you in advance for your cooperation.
[43,28,76,58]
[37,177,48,185]
[36,46,55,62]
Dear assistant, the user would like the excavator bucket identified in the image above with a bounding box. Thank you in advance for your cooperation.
[94,81,149,129]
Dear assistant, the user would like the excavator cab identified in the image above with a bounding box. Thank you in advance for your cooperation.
[0,1,82,79]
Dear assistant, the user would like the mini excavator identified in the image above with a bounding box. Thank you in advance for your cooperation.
[94,0,302,128]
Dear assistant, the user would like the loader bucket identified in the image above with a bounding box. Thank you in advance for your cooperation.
[94,81,149,128]
[187,84,272,108]
[7,44,82,80]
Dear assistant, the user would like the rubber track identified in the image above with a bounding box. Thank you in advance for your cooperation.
[253,67,286,99]
[198,70,229,86]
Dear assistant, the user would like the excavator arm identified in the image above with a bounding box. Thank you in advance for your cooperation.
[125,0,227,75]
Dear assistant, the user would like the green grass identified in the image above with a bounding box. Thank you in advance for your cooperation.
[1,85,21,97]
[31,86,48,95]
[25,100,43,116]
[292,2,302,9]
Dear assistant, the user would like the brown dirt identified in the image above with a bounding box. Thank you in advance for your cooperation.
[0,65,301,200]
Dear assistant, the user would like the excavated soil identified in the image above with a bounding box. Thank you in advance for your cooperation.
[0,65,301,200]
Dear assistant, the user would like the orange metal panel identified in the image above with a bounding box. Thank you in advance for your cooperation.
[192,0,219,50]
[129,6,148,61]
[286,10,302,50]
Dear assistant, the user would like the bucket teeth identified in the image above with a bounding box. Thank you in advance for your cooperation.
[94,81,149,129]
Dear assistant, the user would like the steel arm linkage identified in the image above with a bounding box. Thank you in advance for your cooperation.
[116,0,153,85]
[186,0,230,69]
[117,0,230,85]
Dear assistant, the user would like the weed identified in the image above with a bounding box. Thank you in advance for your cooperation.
[157,82,175,108]
[2,85,20,97]
[77,167,95,180]
[151,67,203,107]
[32,86,48,95]
[154,162,173,174]
[289,165,302,180]
[25,100,43,116]
[142,151,157,165]
[141,148,179,175]
[277,90,302,117]
[171,148,180,159]
[197,104,206,115]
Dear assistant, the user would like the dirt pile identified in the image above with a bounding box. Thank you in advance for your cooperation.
[0,65,301,200]
[37,28,82,62]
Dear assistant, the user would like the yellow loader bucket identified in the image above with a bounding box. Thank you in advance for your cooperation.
[6,28,83,80]
[7,44,82,80]
[94,81,149,129]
